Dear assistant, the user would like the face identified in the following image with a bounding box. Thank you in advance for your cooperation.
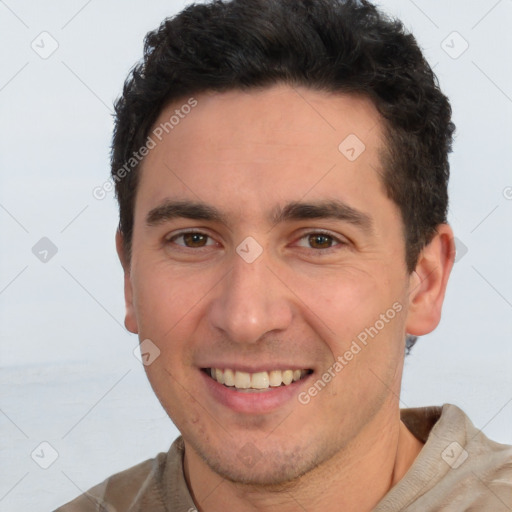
[120,85,430,485]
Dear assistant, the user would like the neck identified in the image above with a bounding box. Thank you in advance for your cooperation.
[183,411,424,512]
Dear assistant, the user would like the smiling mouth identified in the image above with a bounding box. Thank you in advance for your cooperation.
[202,368,313,391]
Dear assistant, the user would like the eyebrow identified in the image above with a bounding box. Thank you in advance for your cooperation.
[270,200,373,234]
[146,199,374,234]
[146,200,229,226]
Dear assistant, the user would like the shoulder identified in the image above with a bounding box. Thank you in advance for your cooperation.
[54,456,163,511]
[54,438,186,511]
[377,404,512,511]
[444,403,512,510]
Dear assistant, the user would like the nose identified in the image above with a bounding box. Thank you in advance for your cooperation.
[208,251,293,345]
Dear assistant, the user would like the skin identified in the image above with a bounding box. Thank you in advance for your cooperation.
[116,84,455,511]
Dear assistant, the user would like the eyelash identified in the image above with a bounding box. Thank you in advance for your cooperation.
[165,230,347,253]
[295,231,347,252]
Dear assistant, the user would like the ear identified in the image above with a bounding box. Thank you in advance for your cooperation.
[405,224,455,336]
[115,229,138,334]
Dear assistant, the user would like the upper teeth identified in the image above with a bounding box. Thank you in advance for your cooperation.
[208,368,309,389]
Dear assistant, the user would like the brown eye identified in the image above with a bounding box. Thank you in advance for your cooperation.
[294,231,347,252]
[168,232,215,248]
[308,233,334,249]
[182,233,208,247]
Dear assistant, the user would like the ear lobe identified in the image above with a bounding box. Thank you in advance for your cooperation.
[405,224,455,336]
[115,229,139,334]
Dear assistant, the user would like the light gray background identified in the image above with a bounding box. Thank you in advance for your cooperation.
[1,0,511,510]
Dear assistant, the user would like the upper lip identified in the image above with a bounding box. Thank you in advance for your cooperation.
[200,364,313,373]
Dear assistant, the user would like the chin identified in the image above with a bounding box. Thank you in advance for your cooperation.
[195,440,323,488]
[210,458,307,487]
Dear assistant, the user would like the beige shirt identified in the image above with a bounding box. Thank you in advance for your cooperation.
[55,404,512,511]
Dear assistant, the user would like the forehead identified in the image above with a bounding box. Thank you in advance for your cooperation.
[136,84,390,224]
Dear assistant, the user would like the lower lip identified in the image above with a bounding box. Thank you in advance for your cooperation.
[200,370,312,414]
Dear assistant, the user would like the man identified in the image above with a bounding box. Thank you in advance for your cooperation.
[57,0,512,510]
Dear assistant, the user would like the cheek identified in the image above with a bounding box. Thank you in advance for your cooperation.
[143,357,213,443]
[132,260,206,339]
[295,266,398,341]
[132,267,209,421]
[296,266,407,388]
